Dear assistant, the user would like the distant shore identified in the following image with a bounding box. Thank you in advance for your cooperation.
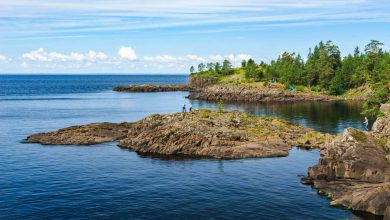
[113,84,189,92]
[113,74,369,102]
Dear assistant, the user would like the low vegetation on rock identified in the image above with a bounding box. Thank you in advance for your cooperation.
[26,110,331,159]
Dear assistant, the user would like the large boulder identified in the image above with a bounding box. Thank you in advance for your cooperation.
[304,106,390,217]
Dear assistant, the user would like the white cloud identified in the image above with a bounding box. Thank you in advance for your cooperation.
[144,55,176,63]
[143,54,205,63]
[181,55,206,62]
[22,48,108,62]
[208,55,224,61]
[0,54,11,63]
[118,46,137,61]
[21,62,29,68]
[208,54,252,63]
[237,54,252,61]
[141,53,252,70]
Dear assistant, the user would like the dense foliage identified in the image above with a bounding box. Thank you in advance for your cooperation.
[191,40,390,117]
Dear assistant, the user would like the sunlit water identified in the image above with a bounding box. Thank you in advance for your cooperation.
[0,75,375,219]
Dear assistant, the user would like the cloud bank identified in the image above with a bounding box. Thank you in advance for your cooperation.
[14,46,252,73]
[22,48,108,62]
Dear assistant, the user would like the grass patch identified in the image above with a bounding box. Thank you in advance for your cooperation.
[200,109,211,118]
[349,129,368,142]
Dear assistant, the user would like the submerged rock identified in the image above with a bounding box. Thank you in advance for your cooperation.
[113,84,189,92]
[303,104,390,218]
[26,110,330,159]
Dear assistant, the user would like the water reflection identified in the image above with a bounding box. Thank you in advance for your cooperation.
[191,100,365,134]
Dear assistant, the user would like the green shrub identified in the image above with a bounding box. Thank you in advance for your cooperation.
[201,109,211,118]
[229,114,235,121]
[311,86,322,92]
[362,82,389,118]
[296,85,305,92]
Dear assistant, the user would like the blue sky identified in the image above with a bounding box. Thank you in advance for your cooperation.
[0,0,390,74]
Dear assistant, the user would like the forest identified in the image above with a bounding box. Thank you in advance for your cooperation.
[190,40,390,118]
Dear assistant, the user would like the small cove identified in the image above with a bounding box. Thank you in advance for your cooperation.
[0,75,376,219]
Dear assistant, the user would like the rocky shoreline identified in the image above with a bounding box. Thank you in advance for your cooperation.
[187,84,337,102]
[112,76,345,102]
[113,84,189,92]
[113,83,340,102]
[26,110,331,159]
[26,122,134,145]
[302,104,390,219]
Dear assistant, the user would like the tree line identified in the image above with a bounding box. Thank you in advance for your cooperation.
[190,59,234,75]
[190,40,390,117]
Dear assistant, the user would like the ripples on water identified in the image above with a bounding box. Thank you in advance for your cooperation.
[0,75,372,219]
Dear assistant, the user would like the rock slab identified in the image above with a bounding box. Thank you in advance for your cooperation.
[26,110,330,159]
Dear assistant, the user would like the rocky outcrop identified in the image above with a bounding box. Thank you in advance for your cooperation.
[113,84,189,92]
[117,110,331,159]
[341,85,372,101]
[188,84,337,102]
[302,104,390,218]
[26,122,134,145]
[188,75,216,88]
[26,110,331,159]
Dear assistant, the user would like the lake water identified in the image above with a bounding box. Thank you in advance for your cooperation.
[0,75,376,219]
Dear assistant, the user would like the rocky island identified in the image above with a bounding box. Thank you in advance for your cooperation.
[302,104,390,219]
[113,84,189,92]
[26,110,331,159]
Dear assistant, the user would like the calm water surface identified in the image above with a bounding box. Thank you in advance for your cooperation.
[0,75,374,219]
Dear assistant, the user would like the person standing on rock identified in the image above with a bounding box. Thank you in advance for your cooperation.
[182,103,186,113]
[363,117,369,131]
[189,104,192,112]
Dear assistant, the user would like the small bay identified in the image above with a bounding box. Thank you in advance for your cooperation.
[0,75,371,219]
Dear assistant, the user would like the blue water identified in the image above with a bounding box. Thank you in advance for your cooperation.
[0,75,370,219]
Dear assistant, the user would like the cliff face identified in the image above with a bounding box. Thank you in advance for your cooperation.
[303,104,390,218]
[26,110,330,159]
